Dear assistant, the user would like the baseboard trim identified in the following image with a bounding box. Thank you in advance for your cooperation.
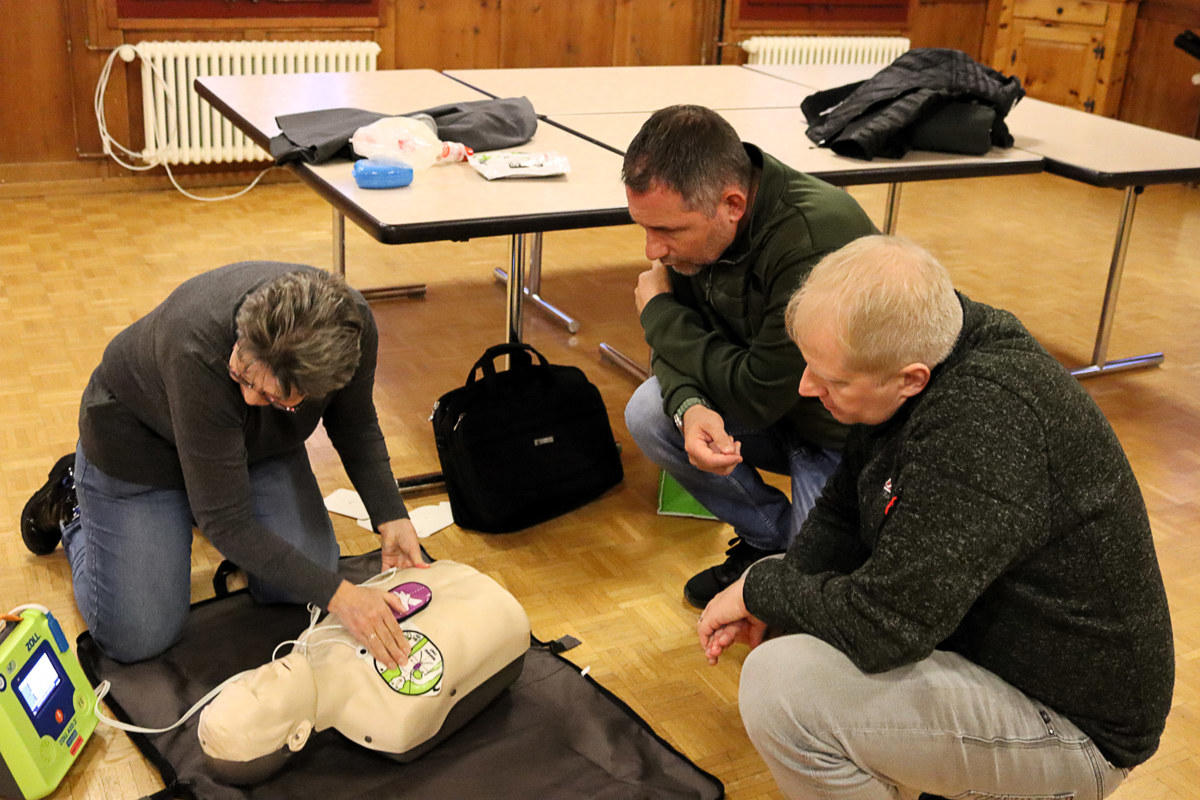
[0,163,297,199]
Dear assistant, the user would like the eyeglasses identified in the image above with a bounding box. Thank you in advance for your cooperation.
[228,350,304,413]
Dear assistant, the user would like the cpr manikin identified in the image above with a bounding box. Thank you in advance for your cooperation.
[197,560,530,784]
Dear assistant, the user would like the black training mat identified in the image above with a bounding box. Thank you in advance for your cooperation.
[77,552,724,800]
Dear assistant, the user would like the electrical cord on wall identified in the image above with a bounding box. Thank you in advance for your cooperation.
[94,44,277,203]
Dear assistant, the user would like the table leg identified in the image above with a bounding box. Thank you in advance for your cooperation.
[493,232,581,333]
[599,343,650,381]
[330,208,427,301]
[395,472,445,493]
[883,183,902,234]
[507,233,532,344]
[1070,186,1164,379]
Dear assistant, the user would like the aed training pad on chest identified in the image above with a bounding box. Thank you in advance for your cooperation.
[390,582,432,621]
[352,159,414,189]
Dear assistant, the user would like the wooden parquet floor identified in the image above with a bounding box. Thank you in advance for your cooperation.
[2,170,1198,799]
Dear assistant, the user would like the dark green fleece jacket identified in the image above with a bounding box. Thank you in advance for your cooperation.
[745,295,1174,768]
[639,143,877,449]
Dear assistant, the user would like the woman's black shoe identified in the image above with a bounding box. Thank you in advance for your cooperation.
[20,453,78,555]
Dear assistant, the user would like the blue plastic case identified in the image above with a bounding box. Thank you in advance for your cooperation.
[353,159,414,189]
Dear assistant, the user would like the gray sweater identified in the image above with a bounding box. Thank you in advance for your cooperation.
[78,262,408,608]
[745,295,1173,768]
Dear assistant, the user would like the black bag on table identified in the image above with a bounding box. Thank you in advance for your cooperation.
[431,343,623,533]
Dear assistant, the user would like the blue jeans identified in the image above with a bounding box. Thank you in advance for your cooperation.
[62,441,339,663]
[625,377,841,551]
[739,635,1129,800]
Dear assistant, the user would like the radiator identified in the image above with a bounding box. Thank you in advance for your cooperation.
[740,36,909,66]
[134,40,381,165]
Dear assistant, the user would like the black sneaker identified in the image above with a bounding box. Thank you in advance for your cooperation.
[20,453,78,556]
[683,536,785,609]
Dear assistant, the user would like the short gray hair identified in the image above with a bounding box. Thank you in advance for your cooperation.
[235,270,364,399]
[622,105,753,214]
[786,236,962,374]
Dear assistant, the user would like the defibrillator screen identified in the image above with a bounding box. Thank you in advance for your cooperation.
[17,652,62,717]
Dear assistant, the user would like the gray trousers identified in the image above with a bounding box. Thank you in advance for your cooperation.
[739,634,1129,800]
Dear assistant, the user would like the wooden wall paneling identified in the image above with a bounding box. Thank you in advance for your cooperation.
[981,0,1006,63]
[1120,1,1200,136]
[907,0,990,58]
[392,0,502,70]
[611,0,720,65]
[74,0,131,169]
[0,0,77,163]
[500,0,618,67]
[377,0,397,68]
[1098,0,1139,116]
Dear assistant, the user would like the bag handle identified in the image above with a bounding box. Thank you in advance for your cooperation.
[466,342,549,385]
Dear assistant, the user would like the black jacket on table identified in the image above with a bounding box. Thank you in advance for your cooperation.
[744,294,1174,769]
[802,48,1025,160]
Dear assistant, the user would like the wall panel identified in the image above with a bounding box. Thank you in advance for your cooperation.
[500,0,618,67]
[907,0,989,57]
[1120,1,1200,136]
[614,0,721,64]
[392,0,502,70]
[0,0,77,162]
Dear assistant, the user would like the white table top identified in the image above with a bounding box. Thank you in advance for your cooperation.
[555,108,1043,186]
[445,65,812,115]
[740,65,1200,188]
[741,63,884,91]
[196,70,491,144]
[1006,98,1200,187]
[195,70,631,244]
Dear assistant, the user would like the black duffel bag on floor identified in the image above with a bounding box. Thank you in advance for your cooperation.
[431,343,623,533]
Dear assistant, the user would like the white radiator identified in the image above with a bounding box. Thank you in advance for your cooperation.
[134,40,381,165]
[741,36,909,66]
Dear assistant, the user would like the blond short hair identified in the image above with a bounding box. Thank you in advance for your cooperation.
[786,236,962,374]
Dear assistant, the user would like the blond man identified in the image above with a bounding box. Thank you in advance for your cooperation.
[698,236,1173,800]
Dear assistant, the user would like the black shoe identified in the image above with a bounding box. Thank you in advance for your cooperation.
[683,536,785,609]
[20,454,78,555]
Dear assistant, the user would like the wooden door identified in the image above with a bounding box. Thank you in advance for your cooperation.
[1007,20,1105,111]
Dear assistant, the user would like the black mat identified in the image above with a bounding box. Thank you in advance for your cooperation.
[77,552,724,800]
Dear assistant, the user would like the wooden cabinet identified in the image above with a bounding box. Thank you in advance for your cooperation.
[986,0,1138,115]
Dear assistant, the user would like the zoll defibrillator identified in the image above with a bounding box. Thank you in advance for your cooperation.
[0,606,97,800]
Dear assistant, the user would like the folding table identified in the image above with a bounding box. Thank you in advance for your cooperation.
[195,69,631,345]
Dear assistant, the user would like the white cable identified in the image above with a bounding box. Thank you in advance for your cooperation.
[0,603,52,637]
[92,672,248,734]
[93,45,277,202]
[89,573,397,735]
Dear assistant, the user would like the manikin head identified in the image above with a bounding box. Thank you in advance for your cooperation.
[787,235,963,426]
[198,653,318,784]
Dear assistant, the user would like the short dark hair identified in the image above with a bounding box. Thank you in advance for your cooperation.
[235,270,364,399]
[622,105,753,213]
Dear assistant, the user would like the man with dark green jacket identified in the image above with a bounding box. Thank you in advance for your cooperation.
[699,236,1173,799]
[622,105,876,608]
